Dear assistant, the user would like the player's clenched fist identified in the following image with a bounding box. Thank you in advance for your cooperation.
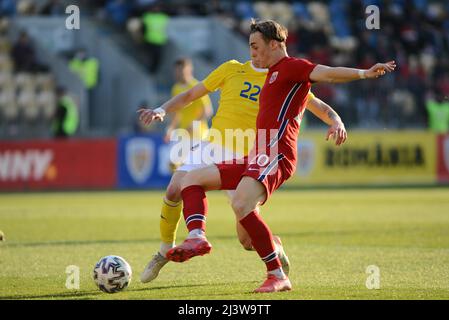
[137,107,166,126]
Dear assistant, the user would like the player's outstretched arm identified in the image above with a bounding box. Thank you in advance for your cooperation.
[306,96,347,146]
[309,61,396,83]
[137,83,210,126]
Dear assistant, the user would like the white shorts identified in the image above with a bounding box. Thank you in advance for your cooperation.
[177,140,243,172]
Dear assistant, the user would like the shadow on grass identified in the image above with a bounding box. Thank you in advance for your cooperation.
[2,230,367,248]
[2,238,156,248]
[0,282,259,300]
[0,290,103,300]
[127,281,261,299]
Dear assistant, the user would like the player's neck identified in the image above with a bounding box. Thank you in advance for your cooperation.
[179,76,193,84]
[268,50,288,68]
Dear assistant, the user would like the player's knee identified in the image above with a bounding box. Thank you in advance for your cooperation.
[165,182,181,202]
[231,197,251,218]
[180,171,201,190]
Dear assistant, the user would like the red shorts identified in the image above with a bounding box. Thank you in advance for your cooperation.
[216,153,292,205]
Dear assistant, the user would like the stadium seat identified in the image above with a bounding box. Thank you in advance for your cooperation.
[363,0,381,7]
[127,17,143,43]
[17,88,38,121]
[35,72,54,91]
[270,2,294,27]
[391,89,416,121]
[329,0,351,38]
[1,103,18,121]
[292,2,311,21]
[0,71,14,88]
[413,0,428,11]
[308,2,331,28]
[15,72,35,91]
[253,2,271,20]
[0,53,13,72]
[36,89,56,120]
[235,1,257,19]
[0,36,11,53]
[426,2,445,19]
[17,0,35,16]
[420,49,436,76]
[0,88,17,121]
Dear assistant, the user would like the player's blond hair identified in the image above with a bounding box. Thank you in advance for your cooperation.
[250,19,288,48]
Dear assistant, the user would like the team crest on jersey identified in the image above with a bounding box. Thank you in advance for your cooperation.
[126,137,155,184]
[269,71,279,84]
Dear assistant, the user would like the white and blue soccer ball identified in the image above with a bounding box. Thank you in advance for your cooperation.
[93,255,132,293]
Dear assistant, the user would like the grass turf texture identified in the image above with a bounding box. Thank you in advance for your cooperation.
[0,188,448,300]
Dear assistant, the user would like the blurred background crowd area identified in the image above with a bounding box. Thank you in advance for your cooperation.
[0,0,448,139]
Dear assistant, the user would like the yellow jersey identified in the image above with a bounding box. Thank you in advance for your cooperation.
[171,78,210,140]
[202,60,314,155]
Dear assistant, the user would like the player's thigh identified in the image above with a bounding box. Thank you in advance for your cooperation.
[165,170,187,202]
[180,164,222,191]
[232,176,266,218]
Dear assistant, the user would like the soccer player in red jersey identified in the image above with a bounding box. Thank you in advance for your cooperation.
[142,19,396,293]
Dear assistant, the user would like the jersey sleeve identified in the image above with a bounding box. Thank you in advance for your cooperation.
[202,61,232,92]
[199,94,212,108]
[288,58,317,83]
[170,84,178,98]
[307,90,315,101]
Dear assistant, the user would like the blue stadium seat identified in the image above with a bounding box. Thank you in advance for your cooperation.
[0,0,16,16]
[329,0,351,38]
[291,2,311,21]
[235,1,256,20]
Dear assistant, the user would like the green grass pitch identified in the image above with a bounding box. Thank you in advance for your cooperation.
[1,188,449,300]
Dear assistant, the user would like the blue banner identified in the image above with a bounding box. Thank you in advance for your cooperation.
[117,134,172,188]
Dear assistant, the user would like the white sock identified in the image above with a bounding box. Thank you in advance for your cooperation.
[159,242,174,257]
[268,268,287,280]
[187,228,206,239]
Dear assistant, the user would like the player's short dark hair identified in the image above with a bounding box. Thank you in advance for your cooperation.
[250,19,288,46]
[174,57,192,68]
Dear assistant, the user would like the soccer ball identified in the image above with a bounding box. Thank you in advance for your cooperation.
[93,255,132,293]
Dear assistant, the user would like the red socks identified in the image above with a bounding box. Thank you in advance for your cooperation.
[181,186,281,272]
[181,185,207,232]
[239,211,281,271]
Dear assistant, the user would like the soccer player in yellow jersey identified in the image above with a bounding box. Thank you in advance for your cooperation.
[166,58,211,145]
[138,59,339,283]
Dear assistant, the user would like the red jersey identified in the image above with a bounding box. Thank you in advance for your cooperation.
[255,56,316,175]
[216,56,317,204]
